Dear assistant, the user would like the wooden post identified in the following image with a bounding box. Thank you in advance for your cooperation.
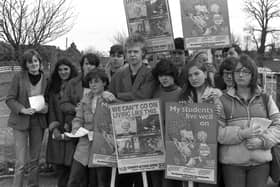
[142,172,148,187]
[182,181,194,187]
[110,168,116,187]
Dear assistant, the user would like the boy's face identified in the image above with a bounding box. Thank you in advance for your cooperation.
[170,49,185,70]
[109,52,125,72]
[89,78,105,95]
[126,43,144,66]
[83,58,97,76]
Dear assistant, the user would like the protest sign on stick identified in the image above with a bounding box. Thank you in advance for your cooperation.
[110,99,165,174]
[123,0,174,53]
[180,0,231,49]
[165,102,217,184]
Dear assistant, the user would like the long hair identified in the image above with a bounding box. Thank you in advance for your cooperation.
[179,59,212,102]
[49,58,78,93]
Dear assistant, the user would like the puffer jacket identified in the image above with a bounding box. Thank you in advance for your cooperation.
[216,87,280,165]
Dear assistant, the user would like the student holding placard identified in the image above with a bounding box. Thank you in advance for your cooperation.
[151,59,182,187]
[6,49,49,187]
[67,69,114,187]
[108,34,156,187]
[179,58,222,187]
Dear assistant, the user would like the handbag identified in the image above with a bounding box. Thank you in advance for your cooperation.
[262,93,280,182]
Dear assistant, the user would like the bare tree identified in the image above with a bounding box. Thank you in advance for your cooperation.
[244,0,280,55]
[110,31,128,47]
[0,0,75,60]
[231,32,241,46]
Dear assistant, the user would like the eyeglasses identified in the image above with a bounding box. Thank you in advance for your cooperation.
[234,68,251,76]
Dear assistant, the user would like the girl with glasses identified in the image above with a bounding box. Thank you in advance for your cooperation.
[216,54,280,187]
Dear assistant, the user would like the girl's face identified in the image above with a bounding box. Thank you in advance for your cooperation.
[83,58,96,76]
[158,75,175,88]
[234,63,252,88]
[188,66,207,88]
[26,56,40,74]
[89,78,105,95]
[58,64,71,81]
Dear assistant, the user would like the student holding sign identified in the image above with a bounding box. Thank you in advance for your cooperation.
[151,59,182,187]
[67,69,114,187]
[6,49,49,187]
[108,34,156,187]
[179,58,222,187]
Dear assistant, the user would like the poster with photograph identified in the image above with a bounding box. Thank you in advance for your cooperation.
[124,0,174,53]
[110,99,165,173]
[91,102,117,167]
[165,102,217,184]
[180,0,231,49]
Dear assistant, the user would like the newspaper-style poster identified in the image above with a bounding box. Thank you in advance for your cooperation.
[91,102,117,167]
[165,102,217,184]
[110,99,165,173]
[180,0,231,49]
[124,0,174,53]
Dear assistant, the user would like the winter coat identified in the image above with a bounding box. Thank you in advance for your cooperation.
[72,93,113,167]
[216,87,280,165]
[6,71,49,130]
[46,84,77,166]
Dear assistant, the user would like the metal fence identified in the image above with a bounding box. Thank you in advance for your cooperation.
[0,66,21,73]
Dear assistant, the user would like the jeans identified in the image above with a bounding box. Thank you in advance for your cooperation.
[12,116,44,187]
[222,163,270,187]
[68,159,111,187]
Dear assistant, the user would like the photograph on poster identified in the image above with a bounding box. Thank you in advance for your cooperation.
[136,113,161,134]
[181,0,229,37]
[114,117,137,136]
[149,0,167,16]
[117,137,140,156]
[129,20,150,36]
[149,17,172,36]
[139,135,164,154]
[126,1,147,19]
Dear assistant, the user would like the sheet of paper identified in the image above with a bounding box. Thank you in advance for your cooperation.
[64,127,89,138]
[28,95,45,111]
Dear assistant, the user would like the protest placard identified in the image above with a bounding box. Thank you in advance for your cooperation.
[180,0,231,49]
[123,0,174,53]
[165,102,217,184]
[90,102,117,167]
[110,99,165,173]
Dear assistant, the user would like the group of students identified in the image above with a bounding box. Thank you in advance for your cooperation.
[5,34,280,187]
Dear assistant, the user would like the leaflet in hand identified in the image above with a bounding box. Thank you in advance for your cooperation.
[28,95,45,111]
[64,127,89,138]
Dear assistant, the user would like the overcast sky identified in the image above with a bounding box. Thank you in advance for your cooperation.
[49,0,246,54]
